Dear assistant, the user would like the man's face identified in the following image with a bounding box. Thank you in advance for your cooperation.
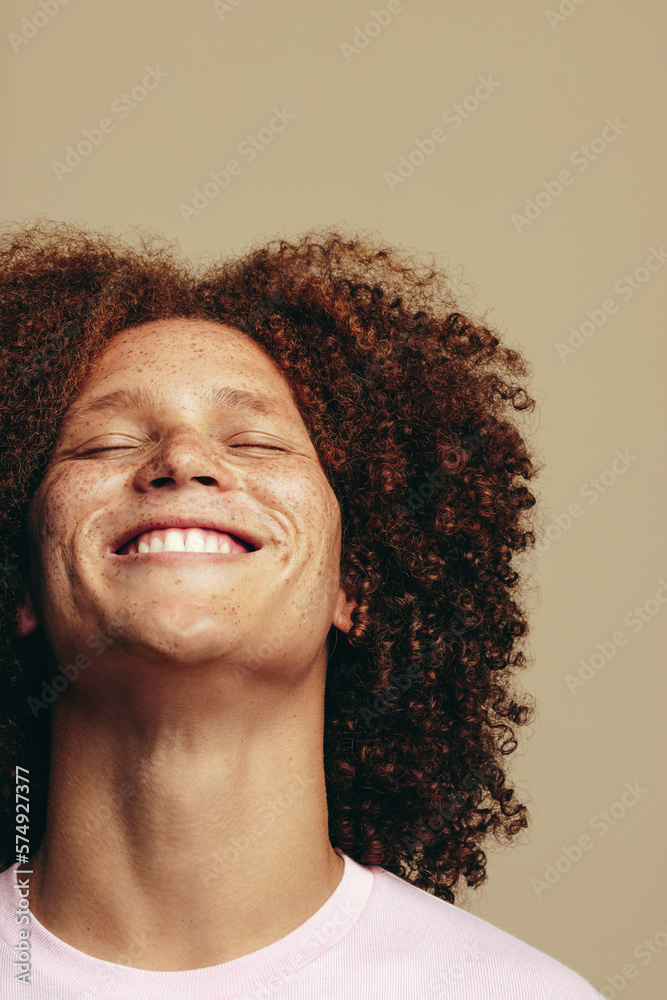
[17,318,354,689]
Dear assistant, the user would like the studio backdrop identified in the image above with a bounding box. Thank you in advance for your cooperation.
[1,1,665,997]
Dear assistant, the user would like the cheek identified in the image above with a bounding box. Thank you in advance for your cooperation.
[249,458,332,513]
[36,459,122,516]
[250,463,340,557]
[295,474,342,565]
[28,465,100,564]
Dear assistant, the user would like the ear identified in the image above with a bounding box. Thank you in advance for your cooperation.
[15,584,40,638]
[332,585,358,634]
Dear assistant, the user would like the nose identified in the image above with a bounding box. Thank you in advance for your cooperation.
[132,427,242,492]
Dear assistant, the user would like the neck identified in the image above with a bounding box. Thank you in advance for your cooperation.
[28,671,344,971]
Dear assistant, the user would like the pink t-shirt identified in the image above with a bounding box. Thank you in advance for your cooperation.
[0,849,603,999]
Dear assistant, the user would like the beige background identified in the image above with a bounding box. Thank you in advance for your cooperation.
[2,0,665,995]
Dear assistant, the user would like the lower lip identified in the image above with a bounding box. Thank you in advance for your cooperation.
[109,551,256,562]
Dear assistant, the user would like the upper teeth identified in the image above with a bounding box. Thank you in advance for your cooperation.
[133,528,233,554]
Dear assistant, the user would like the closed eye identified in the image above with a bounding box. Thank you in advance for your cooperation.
[78,443,288,456]
[231,444,285,451]
[80,446,131,455]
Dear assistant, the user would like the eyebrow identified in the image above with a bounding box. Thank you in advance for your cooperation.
[62,384,285,424]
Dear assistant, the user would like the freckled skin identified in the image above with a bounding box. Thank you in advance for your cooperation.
[15,318,356,970]
[19,318,351,679]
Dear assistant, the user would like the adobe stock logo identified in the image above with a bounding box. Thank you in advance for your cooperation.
[393,419,493,521]
[8,0,72,54]
[545,0,589,31]
[555,245,667,362]
[51,67,169,181]
[534,448,639,559]
[565,578,667,695]
[531,780,648,899]
[384,75,501,192]
[357,614,477,729]
[27,623,124,717]
[598,919,667,999]
[212,0,247,18]
[178,107,296,224]
[511,117,629,234]
[339,0,417,63]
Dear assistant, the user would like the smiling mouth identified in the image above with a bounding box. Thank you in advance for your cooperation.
[115,527,255,557]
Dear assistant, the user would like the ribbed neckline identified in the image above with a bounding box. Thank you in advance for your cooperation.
[1,849,376,1000]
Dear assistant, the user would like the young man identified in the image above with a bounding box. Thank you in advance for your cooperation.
[0,220,604,997]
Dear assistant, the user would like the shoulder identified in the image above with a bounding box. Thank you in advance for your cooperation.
[365,865,603,998]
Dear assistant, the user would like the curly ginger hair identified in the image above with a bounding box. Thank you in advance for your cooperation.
[0,217,542,902]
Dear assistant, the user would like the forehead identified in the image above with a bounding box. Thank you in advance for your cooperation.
[87,317,294,393]
[100,317,272,365]
[65,318,304,425]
